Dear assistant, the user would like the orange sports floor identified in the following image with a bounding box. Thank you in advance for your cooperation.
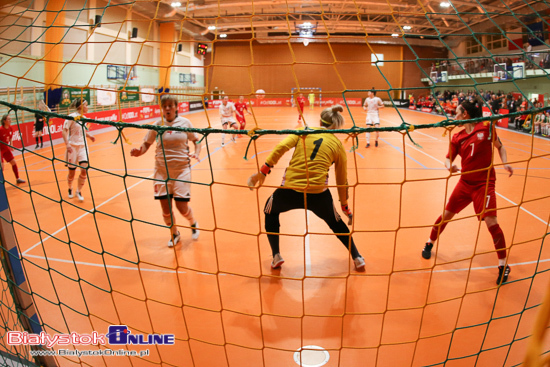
[4,106,550,367]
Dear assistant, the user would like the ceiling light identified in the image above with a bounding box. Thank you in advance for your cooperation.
[219,33,227,38]
[208,25,216,30]
[440,2,451,7]
[403,25,412,30]
[171,2,181,6]
[302,22,312,27]
[391,33,399,37]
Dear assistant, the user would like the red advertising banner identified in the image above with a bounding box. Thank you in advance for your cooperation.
[497,109,509,128]
[421,107,433,113]
[409,105,416,110]
[178,102,189,114]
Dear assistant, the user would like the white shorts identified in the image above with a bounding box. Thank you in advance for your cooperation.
[366,113,380,125]
[221,118,237,126]
[67,144,88,169]
[154,166,191,201]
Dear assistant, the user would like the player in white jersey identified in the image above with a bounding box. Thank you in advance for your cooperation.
[131,95,201,247]
[219,96,239,147]
[363,89,385,147]
[62,99,96,201]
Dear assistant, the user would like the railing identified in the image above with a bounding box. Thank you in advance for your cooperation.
[0,85,207,125]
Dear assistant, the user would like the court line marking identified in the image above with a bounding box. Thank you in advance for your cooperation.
[20,253,550,275]
[22,139,220,257]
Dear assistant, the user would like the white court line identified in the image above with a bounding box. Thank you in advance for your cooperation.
[22,251,550,275]
[22,138,220,256]
[22,174,153,256]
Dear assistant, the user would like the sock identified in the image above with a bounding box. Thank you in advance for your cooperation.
[12,164,19,179]
[429,215,448,242]
[498,258,506,267]
[35,137,39,145]
[366,132,370,143]
[40,137,43,145]
[181,206,195,224]
[77,173,86,192]
[488,223,507,260]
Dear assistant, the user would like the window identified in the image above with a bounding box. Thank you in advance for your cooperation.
[487,33,507,50]
[371,53,384,66]
[466,38,482,54]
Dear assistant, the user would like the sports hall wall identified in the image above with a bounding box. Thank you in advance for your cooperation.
[0,0,205,88]
[205,42,447,99]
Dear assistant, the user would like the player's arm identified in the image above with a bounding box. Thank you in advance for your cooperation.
[188,131,202,160]
[85,130,96,142]
[377,98,385,109]
[130,128,156,157]
[445,141,460,173]
[494,135,513,177]
[62,121,73,153]
[247,134,300,189]
[363,99,367,111]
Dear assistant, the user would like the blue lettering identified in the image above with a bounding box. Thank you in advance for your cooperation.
[107,326,128,345]
[164,335,175,345]
[127,334,140,344]
[151,335,163,344]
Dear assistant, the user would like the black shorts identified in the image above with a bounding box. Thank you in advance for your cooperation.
[35,123,44,132]
[264,188,341,223]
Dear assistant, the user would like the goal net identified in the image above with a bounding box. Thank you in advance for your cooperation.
[0,1,549,367]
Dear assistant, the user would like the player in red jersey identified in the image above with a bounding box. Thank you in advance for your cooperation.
[296,93,307,125]
[234,96,252,134]
[0,115,25,184]
[422,99,514,285]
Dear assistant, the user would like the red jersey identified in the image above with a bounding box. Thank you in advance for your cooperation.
[297,97,306,110]
[0,126,13,151]
[447,122,497,184]
[234,102,248,117]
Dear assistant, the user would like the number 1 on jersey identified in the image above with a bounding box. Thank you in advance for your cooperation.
[310,138,324,160]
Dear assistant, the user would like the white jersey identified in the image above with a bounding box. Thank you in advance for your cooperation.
[144,116,199,175]
[63,112,87,146]
[219,102,236,119]
[363,97,383,115]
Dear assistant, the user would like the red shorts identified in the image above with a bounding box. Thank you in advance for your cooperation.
[236,115,246,129]
[446,180,497,220]
[1,149,14,163]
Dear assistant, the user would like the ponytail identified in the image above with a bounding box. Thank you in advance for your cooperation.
[320,105,345,130]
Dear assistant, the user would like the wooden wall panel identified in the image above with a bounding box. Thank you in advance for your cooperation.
[207,42,406,99]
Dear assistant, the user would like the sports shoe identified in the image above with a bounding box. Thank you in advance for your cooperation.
[168,231,181,247]
[16,178,26,185]
[366,143,370,148]
[231,136,236,142]
[35,144,39,149]
[422,243,433,259]
[271,253,284,269]
[496,265,511,285]
[68,188,74,198]
[353,256,366,271]
[375,140,379,147]
[76,191,84,202]
[221,142,225,147]
[191,222,199,240]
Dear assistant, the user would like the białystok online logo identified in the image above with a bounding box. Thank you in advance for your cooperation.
[7,325,175,348]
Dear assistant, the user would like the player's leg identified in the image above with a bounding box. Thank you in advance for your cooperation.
[37,130,43,148]
[173,169,199,240]
[297,106,303,124]
[374,122,380,147]
[264,188,304,268]
[307,190,365,270]
[66,145,78,197]
[230,121,239,141]
[365,121,372,147]
[35,130,40,149]
[221,121,228,146]
[159,196,181,247]
[474,183,510,284]
[8,158,25,184]
[75,147,89,201]
[423,181,471,259]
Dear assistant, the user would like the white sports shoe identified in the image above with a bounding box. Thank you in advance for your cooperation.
[353,256,366,271]
[191,222,199,240]
[271,253,284,269]
[76,191,84,202]
[168,232,181,247]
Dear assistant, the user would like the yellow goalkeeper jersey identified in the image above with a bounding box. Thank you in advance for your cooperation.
[265,127,349,204]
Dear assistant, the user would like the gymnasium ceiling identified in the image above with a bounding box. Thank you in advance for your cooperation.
[133,0,548,48]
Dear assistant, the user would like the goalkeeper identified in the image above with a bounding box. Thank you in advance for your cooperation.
[247,105,365,271]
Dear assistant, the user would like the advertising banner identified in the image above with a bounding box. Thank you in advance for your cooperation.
[118,86,140,102]
[97,88,117,106]
[60,88,90,108]
[140,88,156,103]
